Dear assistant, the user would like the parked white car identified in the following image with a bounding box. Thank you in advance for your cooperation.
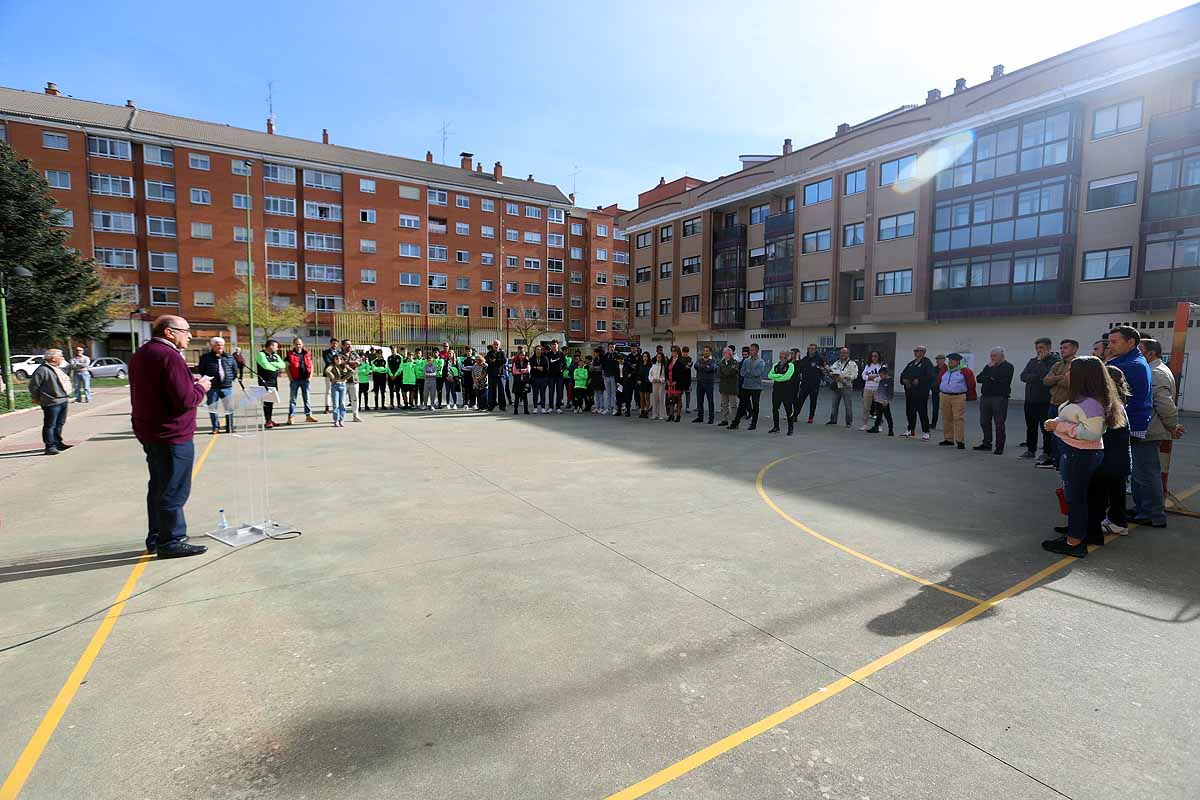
[9,355,46,381]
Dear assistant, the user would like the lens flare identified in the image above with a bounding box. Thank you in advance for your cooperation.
[891,131,974,195]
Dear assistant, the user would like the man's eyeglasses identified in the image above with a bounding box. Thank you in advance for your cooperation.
[168,326,192,334]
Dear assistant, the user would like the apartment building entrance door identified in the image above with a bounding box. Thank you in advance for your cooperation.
[843,332,896,374]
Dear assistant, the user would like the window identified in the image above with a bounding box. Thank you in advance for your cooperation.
[233,192,251,209]
[359,239,377,254]
[595,320,607,332]
[306,264,344,283]
[114,284,139,304]
[361,299,377,313]
[1145,227,1200,272]
[481,253,495,266]
[635,301,651,318]
[43,132,69,150]
[427,273,448,290]
[548,208,564,223]
[506,228,519,242]
[148,252,178,272]
[505,281,519,294]
[303,169,341,190]
[305,232,343,252]
[879,154,917,186]
[659,225,673,242]
[306,294,344,312]
[523,308,540,320]
[266,260,297,280]
[304,201,342,221]
[843,222,864,247]
[481,305,496,318]
[875,269,912,295]
[506,255,519,268]
[570,246,583,260]
[613,251,629,264]
[595,271,608,285]
[1082,247,1132,281]
[750,204,770,225]
[1013,250,1060,283]
[89,173,134,197]
[147,216,176,237]
[474,224,494,240]
[234,226,252,243]
[524,231,542,244]
[146,180,175,202]
[261,195,293,216]
[570,296,583,308]
[398,301,421,313]
[455,277,470,290]
[144,145,173,166]
[191,221,213,239]
[450,304,468,318]
[636,231,652,248]
[674,217,698,240]
[50,208,72,227]
[800,279,830,302]
[636,266,651,283]
[189,153,210,170]
[96,247,137,269]
[844,168,867,195]
[547,282,564,297]
[804,177,833,205]
[457,250,470,263]
[570,271,583,284]
[360,178,376,194]
[548,308,564,321]
[658,298,672,315]
[523,206,541,219]
[87,136,131,160]
[190,188,212,205]
[933,175,1072,253]
[852,277,865,301]
[547,258,564,272]
[471,197,490,213]
[659,262,672,278]
[524,258,540,270]
[593,223,608,237]
[422,244,445,262]
[193,291,215,307]
[455,222,469,235]
[361,268,378,284]
[266,228,297,248]
[548,233,564,247]
[503,201,518,215]
[264,163,296,184]
[1092,98,1142,139]
[613,274,628,287]
[746,290,765,309]
[150,287,179,306]
[595,248,608,261]
[40,169,71,191]
[802,229,831,253]
[1087,174,1138,211]
[1146,146,1200,221]
[399,272,420,286]
[361,209,377,224]
[524,283,541,295]
[674,294,698,314]
[595,295,608,308]
[937,109,1074,191]
[231,160,251,176]
[429,189,448,206]
[877,212,916,241]
[680,255,702,276]
[399,214,421,230]
[571,222,584,236]
[232,259,252,276]
[481,279,495,292]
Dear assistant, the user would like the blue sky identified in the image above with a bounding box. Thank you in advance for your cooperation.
[0,0,1192,210]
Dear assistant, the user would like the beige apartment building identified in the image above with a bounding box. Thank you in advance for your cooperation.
[619,6,1200,408]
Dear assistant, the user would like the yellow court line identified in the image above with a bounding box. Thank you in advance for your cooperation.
[756,456,985,605]
[605,553,1079,800]
[0,434,218,800]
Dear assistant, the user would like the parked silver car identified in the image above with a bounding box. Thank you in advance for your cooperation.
[87,357,128,379]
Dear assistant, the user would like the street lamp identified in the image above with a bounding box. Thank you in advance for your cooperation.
[310,288,319,337]
[1,266,34,411]
[129,306,145,354]
[243,160,255,351]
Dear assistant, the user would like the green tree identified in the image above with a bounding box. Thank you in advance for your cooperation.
[215,289,306,345]
[0,141,113,350]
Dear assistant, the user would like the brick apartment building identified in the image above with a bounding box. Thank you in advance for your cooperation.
[619,6,1200,410]
[0,85,629,360]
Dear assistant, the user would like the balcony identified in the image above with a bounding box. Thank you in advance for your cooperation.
[428,223,447,235]
[764,211,794,240]
[929,279,1070,320]
[764,257,793,284]
[1133,267,1200,310]
[712,309,745,329]
[712,267,746,291]
[1149,105,1200,144]
[762,303,792,327]
[713,224,746,250]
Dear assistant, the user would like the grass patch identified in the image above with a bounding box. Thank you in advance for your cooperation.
[1,390,33,413]
[91,377,130,388]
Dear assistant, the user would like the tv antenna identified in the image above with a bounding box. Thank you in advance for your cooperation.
[439,121,455,164]
[570,164,581,199]
[266,81,275,128]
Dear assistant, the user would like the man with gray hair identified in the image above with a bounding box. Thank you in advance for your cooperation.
[974,346,1014,454]
[27,348,73,455]
[197,336,237,434]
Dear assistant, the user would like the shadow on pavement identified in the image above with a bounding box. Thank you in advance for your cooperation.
[0,548,148,584]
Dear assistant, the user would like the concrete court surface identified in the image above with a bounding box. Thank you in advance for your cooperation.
[1,389,1197,800]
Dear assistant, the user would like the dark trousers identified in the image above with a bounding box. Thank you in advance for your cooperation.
[770,391,793,429]
[978,395,1009,449]
[143,440,194,551]
[487,379,506,410]
[733,389,761,426]
[388,377,402,407]
[695,383,715,420]
[532,378,547,408]
[796,385,819,419]
[462,379,475,408]
[372,374,387,406]
[41,402,68,448]
[436,376,445,405]
[1059,443,1103,540]
[871,401,894,433]
[1023,401,1051,454]
[360,382,371,409]
[1087,471,1128,542]
[415,380,423,405]
[930,390,940,428]
[549,376,564,408]
[1046,403,1059,462]
[904,388,930,433]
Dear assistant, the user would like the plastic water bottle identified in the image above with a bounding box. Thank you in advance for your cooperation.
[218,509,229,530]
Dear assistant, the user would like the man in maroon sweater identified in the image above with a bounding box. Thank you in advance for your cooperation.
[130,315,211,558]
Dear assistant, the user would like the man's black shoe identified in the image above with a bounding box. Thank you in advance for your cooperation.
[693,416,704,423]
[1129,518,1167,528]
[708,418,714,424]
[727,422,739,430]
[747,423,757,431]
[1042,538,1086,558]
[54,442,73,450]
[1035,459,1056,469]
[825,420,837,425]
[994,448,1004,455]
[718,420,728,426]
[972,444,991,451]
[768,426,779,433]
[787,426,794,436]
[1054,525,1069,534]
[938,440,954,447]
[1019,450,1036,459]
[157,542,208,559]
[44,446,60,456]
[956,442,965,450]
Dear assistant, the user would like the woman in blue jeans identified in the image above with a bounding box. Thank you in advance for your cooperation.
[1041,356,1125,558]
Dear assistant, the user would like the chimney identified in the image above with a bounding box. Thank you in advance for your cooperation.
[125,100,135,108]
[493,161,503,181]
[954,78,967,93]
[836,123,850,137]
[426,151,434,163]
[527,174,534,182]
[476,163,483,173]
[44,82,60,96]
[991,64,1005,80]
[266,117,274,135]
[783,138,793,155]
[926,88,941,104]
[658,177,666,186]
[322,128,329,144]
[460,152,473,171]
[569,192,575,204]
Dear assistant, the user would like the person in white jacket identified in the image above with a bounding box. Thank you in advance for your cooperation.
[859,350,884,430]
[648,353,667,420]
[825,347,859,427]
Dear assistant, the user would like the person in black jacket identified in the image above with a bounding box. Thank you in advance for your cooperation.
[197,336,238,434]
[321,337,339,414]
[795,344,825,424]
[692,345,717,424]
[974,347,1014,454]
[1019,338,1059,459]
[529,344,550,413]
[485,341,507,411]
[898,346,935,439]
[545,341,566,411]
[386,349,403,409]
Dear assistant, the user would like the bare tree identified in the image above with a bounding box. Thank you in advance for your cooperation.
[505,305,551,351]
